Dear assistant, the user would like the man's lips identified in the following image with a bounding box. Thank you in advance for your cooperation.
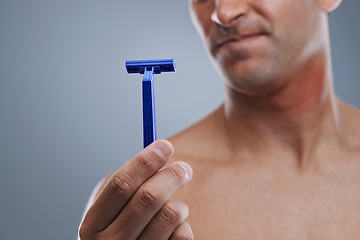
[216,33,266,49]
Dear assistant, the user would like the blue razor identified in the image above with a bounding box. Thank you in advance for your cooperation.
[126,59,176,148]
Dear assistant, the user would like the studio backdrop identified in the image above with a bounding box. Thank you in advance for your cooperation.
[0,0,359,239]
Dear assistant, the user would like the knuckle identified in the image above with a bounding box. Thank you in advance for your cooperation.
[169,164,186,182]
[138,187,161,208]
[136,152,158,171]
[160,204,183,225]
[171,221,193,240]
[108,173,133,198]
[170,168,183,181]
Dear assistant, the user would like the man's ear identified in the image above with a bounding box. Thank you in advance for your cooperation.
[316,0,342,12]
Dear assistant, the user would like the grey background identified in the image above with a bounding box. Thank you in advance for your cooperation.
[0,0,359,239]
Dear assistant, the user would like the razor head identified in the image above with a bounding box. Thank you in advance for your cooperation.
[126,59,176,74]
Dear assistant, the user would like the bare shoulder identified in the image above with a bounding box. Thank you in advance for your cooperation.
[167,104,226,164]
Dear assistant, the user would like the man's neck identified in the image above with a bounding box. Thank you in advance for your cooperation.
[221,49,343,169]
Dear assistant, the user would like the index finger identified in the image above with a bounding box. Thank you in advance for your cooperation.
[81,139,174,233]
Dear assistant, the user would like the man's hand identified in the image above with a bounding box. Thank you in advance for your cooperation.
[78,139,194,240]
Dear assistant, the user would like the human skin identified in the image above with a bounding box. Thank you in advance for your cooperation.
[78,140,194,239]
[166,0,360,238]
[79,0,360,239]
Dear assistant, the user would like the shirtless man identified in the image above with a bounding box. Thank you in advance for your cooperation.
[78,0,360,239]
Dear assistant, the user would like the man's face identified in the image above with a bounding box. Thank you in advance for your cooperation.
[189,0,327,95]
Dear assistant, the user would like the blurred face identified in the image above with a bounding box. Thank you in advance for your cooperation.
[189,0,328,95]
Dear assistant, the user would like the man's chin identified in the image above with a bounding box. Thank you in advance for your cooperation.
[222,70,283,96]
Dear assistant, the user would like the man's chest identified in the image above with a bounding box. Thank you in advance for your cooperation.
[173,163,360,239]
[187,191,360,239]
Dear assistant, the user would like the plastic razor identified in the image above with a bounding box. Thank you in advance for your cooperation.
[126,59,176,148]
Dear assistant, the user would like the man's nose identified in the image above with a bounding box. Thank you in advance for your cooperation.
[211,0,249,28]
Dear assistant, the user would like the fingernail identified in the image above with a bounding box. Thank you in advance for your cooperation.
[177,162,193,181]
[153,140,173,159]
